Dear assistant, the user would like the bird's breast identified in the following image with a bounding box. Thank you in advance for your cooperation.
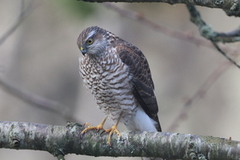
[79,54,137,123]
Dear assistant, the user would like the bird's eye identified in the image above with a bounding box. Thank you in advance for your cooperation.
[86,38,94,45]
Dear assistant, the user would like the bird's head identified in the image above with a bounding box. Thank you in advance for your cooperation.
[77,26,110,56]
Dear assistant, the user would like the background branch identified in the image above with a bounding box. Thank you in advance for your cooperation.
[0,0,78,123]
[0,0,33,46]
[0,76,76,122]
[0,121,240,159]
[186,4,240,69]
[186,4,240,43]
[167,61,232,131]
[104,3,237,50]
[81,0,240,17]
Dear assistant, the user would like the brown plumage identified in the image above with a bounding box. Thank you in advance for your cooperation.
[77,26,161,135]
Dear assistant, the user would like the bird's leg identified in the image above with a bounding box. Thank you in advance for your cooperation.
[81,117,107,134]
[105,112,123,145]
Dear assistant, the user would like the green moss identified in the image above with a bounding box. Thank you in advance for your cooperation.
[55,1,96,19]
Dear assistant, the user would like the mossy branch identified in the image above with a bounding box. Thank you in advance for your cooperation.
[0,121,239,159]
[78,0,240,17]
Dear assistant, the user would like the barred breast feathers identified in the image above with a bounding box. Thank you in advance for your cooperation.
[79,49,136,115]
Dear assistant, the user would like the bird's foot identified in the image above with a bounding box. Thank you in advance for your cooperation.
[105,124,121,146]
[81,122,105,134]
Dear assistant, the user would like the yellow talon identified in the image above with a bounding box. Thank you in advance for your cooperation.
[105,124,121,146]
[81,112,123,146]
[81,117,107,134]
[105,112,123,145]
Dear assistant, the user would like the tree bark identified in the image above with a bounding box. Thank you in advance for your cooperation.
[79,0,240,17]
[0,121,240,159]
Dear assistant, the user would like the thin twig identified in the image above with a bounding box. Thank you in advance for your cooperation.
[167,61,232,132]
[213,28,240,42]
[0,0,78,122]
[211,40,240,69]
[0,1,33,46]
[168,44,240,132]
[0,76,77,122]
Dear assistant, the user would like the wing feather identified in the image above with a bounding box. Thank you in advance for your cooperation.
[117,41,162,132]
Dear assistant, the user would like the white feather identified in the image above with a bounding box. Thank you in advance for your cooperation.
[132,107,158,132]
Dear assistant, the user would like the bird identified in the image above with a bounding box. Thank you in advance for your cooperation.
[77,26,161,146]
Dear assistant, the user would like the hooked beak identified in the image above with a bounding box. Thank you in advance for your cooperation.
[80,47,87,56]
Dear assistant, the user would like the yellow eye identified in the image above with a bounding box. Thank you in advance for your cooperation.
[86,38,94,45]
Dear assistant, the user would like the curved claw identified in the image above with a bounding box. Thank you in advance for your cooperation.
[105,124,122,146]
[81,112,123,146]
[81,117,107,134]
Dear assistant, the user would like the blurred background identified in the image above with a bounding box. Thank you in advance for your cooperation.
[0,0,240,159]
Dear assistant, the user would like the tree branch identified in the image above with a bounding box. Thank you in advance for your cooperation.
[79,0,240,17]
[0,121,240,159]
[186,4,240,69]
[186,4,240,43]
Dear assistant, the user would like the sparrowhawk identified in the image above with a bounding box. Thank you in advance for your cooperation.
[77,26,161,145]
